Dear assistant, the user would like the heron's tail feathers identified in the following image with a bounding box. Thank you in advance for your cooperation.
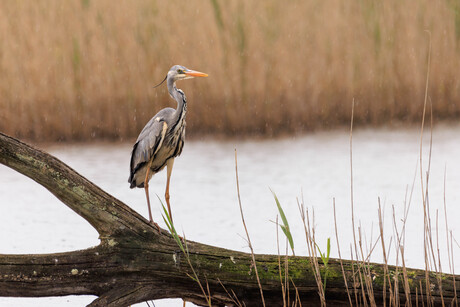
[128,171,145,189]
[128,173,137,188]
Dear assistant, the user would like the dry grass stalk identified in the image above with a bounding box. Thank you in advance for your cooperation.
[444,170,459,307]
[275,216,287,307]
[333,199,353,306]
[284,239,290,305]
[348,245,360,306]
[350,98,370,306]
[378,201,395,307]
[349,98,367,306]
[420,280,425,307]
[358,226,377,307]
[217,278,244,307]
[291,279,302,307]
[298,202,325,306]
[419,32,436,307]
[391,205,411,306]
[234,149,266,307]
[435,211,446,307]
[450,231,458,307]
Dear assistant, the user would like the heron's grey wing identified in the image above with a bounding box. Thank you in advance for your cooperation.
[128,116,168,184]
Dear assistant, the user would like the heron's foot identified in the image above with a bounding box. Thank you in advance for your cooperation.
[177,233,186,244]
[165,222,185,243]
[149,220,161,233]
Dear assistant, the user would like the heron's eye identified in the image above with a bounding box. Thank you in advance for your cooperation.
[177,69,184,74]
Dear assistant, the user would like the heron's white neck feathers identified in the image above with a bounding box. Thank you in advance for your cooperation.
[166,80,187,133]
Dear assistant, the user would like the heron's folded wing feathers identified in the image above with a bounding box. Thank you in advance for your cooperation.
[130,117,168,176]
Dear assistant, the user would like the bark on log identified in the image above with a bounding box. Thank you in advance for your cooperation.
[0,132,459,306]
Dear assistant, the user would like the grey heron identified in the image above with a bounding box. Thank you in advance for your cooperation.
[128,65,208,227]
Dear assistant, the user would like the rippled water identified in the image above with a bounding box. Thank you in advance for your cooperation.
[1,126,460,306]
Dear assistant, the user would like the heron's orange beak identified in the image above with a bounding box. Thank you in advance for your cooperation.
[184,69,208,77]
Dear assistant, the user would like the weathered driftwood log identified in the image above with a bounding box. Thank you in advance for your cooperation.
[0,132,458,306]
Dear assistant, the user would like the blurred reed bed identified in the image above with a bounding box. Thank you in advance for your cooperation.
[0,0,459,141]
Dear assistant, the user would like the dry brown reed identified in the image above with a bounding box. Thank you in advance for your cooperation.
[234,149,266,307]
[299,202,326,306]
[333,199,353,305]
[0,0,460,141]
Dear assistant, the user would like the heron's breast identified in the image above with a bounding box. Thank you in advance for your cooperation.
[150,121,185,172]
[165,122,185,151]
[150,147,172,171]
[150,140,179,172]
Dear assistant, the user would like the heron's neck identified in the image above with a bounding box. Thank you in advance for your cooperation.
[167,79,187,122]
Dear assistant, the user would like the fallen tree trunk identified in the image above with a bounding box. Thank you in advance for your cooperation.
[0,132,458,306]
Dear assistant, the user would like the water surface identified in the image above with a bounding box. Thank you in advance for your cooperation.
[1,126,460,306]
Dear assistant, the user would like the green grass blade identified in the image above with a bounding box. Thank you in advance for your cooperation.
[159,197,185,254]
[315,239,331,293]
[271,190,289,228]
[271,189,294,253]
[315,243,325,263]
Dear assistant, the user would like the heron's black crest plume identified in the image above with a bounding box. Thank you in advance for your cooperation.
[153,75,167,89]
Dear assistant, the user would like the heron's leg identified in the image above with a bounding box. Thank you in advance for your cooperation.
[165,158,175,223]
[144,162,160,232]
[144,167,154,222]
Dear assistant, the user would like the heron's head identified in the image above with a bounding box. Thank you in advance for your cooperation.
[167,65,208,82]
[154,65,208,89]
